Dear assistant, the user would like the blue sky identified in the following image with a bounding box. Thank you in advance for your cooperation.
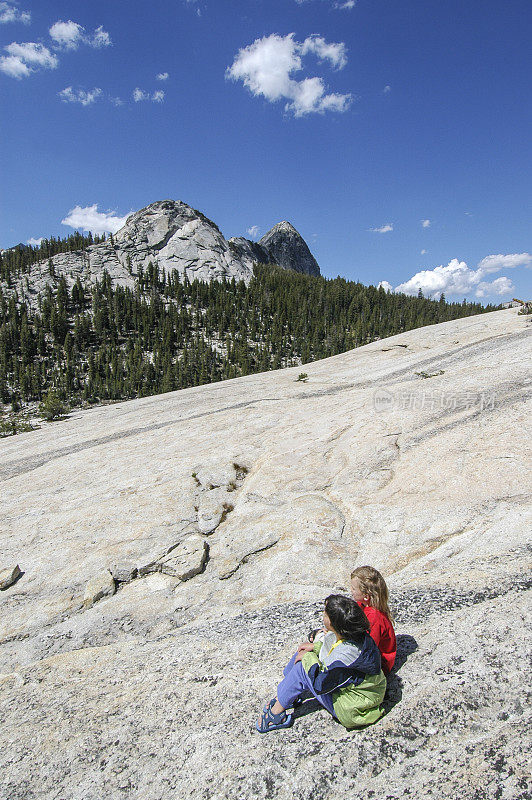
[1,0,531,302]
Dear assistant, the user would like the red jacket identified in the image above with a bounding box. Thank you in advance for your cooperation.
[359,603,396,674]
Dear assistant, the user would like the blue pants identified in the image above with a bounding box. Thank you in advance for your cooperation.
[276,652,336,717]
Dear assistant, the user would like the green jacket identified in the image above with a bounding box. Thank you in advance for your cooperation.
[301,636,387,729]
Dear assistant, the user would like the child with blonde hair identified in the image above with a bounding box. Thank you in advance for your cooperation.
[350,566,396,674]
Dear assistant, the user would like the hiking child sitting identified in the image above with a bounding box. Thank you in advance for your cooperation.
[351,565,396,674]
[256,594,386,733]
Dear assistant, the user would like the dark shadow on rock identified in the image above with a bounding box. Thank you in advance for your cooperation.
[383,633,418,713]
[383,672,404,713]
[292,697,324,720]
[394,633,418,671]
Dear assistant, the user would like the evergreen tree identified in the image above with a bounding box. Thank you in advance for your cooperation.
[0,244,497,421]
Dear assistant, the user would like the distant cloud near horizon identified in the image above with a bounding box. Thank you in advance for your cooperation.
[246,225,260,239]
[0,2,30,24]
[477,253,532,273]
[378,252,532,300]
[370,223,393,233]
[227,33,352,117]
[27,236,43,246]
[61,204,129,235]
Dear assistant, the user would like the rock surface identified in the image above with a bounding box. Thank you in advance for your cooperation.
[196,489,230,535]
[0,564,21,590]
[258,220,320,276]
[0,308,531,800]
[83,570,116,607]
[9,200,320,304]
[227,236,270,266]
[158,535,208,580]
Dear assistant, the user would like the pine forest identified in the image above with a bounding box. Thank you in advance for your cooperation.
[0,235,496,428]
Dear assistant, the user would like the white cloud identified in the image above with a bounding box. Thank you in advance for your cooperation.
[0,2,30,24]
[295,0,356,8]
[394,260,473,298]
[110,96,124,106]
[475,276,514,298]
[370,223,393,233]
[300,35,347,69]
[5,41,55,65]
[421,249,427,255]
[421,219,431,228]
[49,19,111,50]
[226,33,352,117]
[378,280,393,292]
[0,41,58,78]
[27,236,43,246]
[156,72,169,81]
[0,53,29,76]
[133,87,164,103]
[1,21,110,78]
[49,20,83,49]
[61,205,128,235]
[247,225,260,239]
[91,25,111,48]
[133,87,149,102]
[58,86,102,106]
[184,0,202,14]
[476,253,532,273]
[380,252,532,300]
[383,84,391,94]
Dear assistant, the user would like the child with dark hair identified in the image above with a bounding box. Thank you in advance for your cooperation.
[256,595,386,733]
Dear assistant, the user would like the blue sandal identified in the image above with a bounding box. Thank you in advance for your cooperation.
[256,700,293,733]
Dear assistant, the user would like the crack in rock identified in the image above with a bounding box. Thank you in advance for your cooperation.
[212,492,346,580]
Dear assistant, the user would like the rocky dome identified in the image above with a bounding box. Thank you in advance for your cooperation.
[259,220,320,276]
[0,308,530,799]
[7,200,321,304]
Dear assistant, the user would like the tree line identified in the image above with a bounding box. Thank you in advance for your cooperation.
[0,245,496,412]
[0,232,106,284]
